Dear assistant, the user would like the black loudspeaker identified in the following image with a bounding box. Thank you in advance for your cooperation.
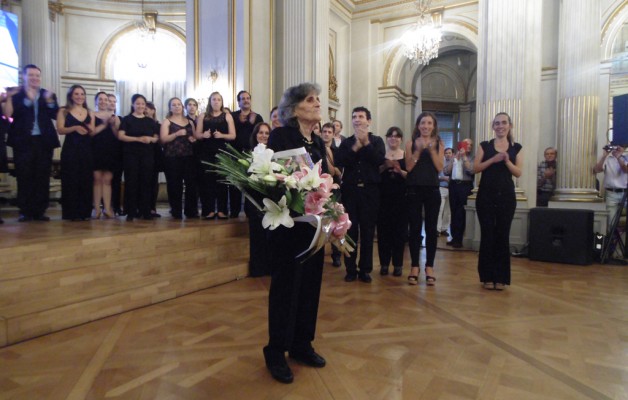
[528,208,593,265]
[613,94,628,145]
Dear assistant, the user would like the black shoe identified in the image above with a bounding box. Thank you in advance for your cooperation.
[344,273,357,282]
[331,254,341,267]
[446,241,454,246]
[263,346,293,384]
[18,215,32,222]
[358,272,372,283]
[451,242,463,249]
[151,212,161,218]
[380,266,389,276]
[393,266,403,276]
[0,217,3,224]
[289,350,326,368]
[33,215,50,221]
[126,215,134,222]
[230,213,240,218]
[142,215,154,221]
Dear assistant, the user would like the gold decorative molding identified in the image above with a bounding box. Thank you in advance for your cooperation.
[602,0,628,43]
[48,1,64,22]
[59,3,184,16]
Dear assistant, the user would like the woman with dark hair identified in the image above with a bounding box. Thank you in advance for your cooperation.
[160,97,198,219]
[269,106,281,130]
[264,82,328,384]
[404,112,444,286]
[145,101,163,218]
[57,84,96,221]
[118,94,159,221]
[91,91,120,219]
[184,98,199,121]
[474,112,523,291]
[194,92,236,219]
[378,126,408,277]
[246,122,272,277]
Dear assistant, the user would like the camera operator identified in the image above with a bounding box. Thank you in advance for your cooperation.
[594,144,628,227]
[536,147,557,207]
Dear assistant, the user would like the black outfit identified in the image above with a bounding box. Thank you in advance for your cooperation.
[0,116,8,173]
[377,158,407,270]
[264,126,328,364]
[7,88,60,219]
[60,112,93,220]
[163,120,198,218]
[476,139,522,286]
[119,115,158,219]
[406,144,441,268]
[244,192,271,277]
[151,122,164,214]
[447,157,474,246]
[230,110,264,217]
[335,133,386,278]
[197,112,230,217]
[92,116,122,172]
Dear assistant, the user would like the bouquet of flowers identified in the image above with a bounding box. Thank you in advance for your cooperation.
[211,144,354,259]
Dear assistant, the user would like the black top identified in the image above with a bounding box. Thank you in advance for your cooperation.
[163,119,194,158]
[7,88,60,150]
[119,114,159,154]
[335,133,386,185]
[61,112,92,149]
[232,110,264,151]
[268,126,329,174]
[199,112,230,157]
[478,139,522,193]
[406,146,440,187]
[380,158,407,196]
[0,116,8,172]
[92,116,122,172]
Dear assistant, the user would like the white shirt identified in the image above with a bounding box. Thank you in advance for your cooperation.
[604,155,628,189]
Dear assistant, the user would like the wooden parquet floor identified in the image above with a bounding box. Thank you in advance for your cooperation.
[1,238,627,400]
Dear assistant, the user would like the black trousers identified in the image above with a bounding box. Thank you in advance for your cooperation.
[13,136,53,218]
[536,190,552,207]
[61,142,93,220]
[377,191,407,268]
[476,189,516,285]
[342,184,380,274]
[407,185,441,267]
[267,223,324,353]
[229,185,242,218]
[197,154,228,216]
[448,180,473,243]
[123,149,154,218]
[164,155,198,217]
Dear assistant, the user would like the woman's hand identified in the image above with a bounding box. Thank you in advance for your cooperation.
[75,125,89,135]
[202,130,212,139]
[176,128,187,137]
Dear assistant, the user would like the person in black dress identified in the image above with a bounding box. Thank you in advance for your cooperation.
[264,82,329,384]
[194,91,236,220]
[106,93,125,216]
[145,101,163,218]
[92,91,120,219]
[118,94,159,221]
[404,112,444,286]
[57,85,96,221]
[0,94,9,224]
[245,122,272,276]
[377,127,408,277]
[474,112,523,291]
[160,97,198,219]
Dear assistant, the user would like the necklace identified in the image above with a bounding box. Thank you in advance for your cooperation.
[302,135,313,145]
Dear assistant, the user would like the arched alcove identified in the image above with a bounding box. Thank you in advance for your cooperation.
[99,22,186,118]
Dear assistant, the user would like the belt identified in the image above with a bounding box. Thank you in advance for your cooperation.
[357,183,365,187]
[606,187,626,193]
[451,180,472,184]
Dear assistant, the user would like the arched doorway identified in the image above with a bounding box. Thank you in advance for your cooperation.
[104,26,186,119]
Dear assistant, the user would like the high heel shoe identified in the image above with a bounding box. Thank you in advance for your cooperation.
[102,210,115,219]
[408,266,419,285]
[425,267,436,286]
[92,209,102,220]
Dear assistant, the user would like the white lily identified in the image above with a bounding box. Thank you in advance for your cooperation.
[296,161,324,191]
[262,196,294,230]
[248,144,283,178]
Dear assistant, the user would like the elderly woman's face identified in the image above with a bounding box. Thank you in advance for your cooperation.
[294,92,321,123]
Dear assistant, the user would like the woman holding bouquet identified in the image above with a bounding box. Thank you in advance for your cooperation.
[264,82,329,384]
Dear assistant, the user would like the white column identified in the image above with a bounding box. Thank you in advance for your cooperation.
[475,0,542,199]
[280,0,329,110]
[552,0,601,202]
[22,0,52,86]
[458,104,471,140]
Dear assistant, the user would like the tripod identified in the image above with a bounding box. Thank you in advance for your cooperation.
[600,189,628,264]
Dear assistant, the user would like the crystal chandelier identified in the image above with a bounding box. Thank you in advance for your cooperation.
[400,0,442,65]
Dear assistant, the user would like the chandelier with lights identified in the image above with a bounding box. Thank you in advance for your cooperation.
[400,0,442,65]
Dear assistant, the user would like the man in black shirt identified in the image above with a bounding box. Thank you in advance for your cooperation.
[335,107,385,283]
[231,90,263,218]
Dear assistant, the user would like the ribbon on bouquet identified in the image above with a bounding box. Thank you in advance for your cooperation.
[293,215,354,259]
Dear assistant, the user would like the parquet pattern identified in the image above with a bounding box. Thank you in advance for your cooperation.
[1,237,627,399]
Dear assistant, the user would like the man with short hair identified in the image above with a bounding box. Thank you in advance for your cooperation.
[444,138,474,248]
[536,147,557,207]
[594,144,628,227]
[4,64,60,222]
[231,90,264,218]
[335,107,385,283]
